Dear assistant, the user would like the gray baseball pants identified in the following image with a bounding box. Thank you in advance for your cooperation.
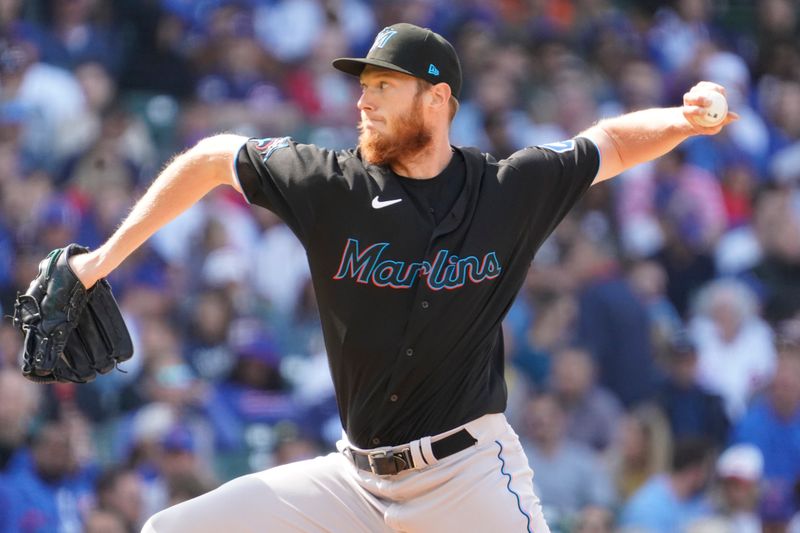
[142,413,550,532]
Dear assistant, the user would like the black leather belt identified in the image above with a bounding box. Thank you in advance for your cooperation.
[347,429,477,475]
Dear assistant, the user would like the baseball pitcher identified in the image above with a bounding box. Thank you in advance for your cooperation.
[13,22,736,533]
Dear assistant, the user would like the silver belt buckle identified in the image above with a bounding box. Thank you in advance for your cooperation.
[366,447,414,474]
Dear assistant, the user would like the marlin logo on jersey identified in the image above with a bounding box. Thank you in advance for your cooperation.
[253,137,290,162]
[332,238,502,291]
[371,28,398,50]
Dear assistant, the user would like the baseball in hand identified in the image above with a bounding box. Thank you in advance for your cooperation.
[693,90,728,127]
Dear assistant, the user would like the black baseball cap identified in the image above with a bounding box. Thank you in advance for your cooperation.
[332,23,462,99]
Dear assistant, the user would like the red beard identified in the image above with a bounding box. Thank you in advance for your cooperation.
[358,94,433,168]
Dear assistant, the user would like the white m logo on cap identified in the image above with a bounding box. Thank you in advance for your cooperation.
[372,28,398,50]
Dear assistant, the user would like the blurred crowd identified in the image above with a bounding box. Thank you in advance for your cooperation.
[1,0,800,532]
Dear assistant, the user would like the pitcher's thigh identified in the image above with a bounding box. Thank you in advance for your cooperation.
[396,441,551,533]
[142,453,390,533]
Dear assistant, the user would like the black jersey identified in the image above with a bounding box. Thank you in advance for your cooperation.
[395,149,465,225]
[235,137,599,448]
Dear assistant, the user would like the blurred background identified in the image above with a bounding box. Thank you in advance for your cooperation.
[0,0,799,532]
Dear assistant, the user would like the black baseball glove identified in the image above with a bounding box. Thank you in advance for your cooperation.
[11,244,133,383]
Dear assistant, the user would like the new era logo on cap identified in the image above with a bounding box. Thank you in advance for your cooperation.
[428,64,440,76]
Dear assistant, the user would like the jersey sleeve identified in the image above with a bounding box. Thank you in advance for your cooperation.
[234,137,339,244]
[502,136,600,238]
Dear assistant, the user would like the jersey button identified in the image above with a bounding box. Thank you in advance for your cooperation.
[389,394,398,402]
[405,348,414,357]
[421,300,429,309]
[372,438,380,446]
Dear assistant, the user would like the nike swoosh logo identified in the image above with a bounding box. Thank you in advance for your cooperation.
[372,196,403,209]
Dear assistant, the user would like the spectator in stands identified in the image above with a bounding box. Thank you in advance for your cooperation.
[283,23,362,139]
[166,472,215,508]
[39,0,121,74]
[32,194,81,252]
[706,443,764,533]
[609,404,673,502]
[0,0,49,50]
[0,37,88,169]
[272,431,324,467]
[520,392,616,529]
[183,287,237,383]
[628,259,684,364]
[59,101,145,198]
[95,466,145,532]
[731,339,800,530]
[116,4,195,98]
[750,186,800,323]
[574,505,615,533]
[689,278,777,420]
[549,346,623,453]
[765,80,800,184]
[0,370,40,473]
[204,319,301,475]
[646,0,716,86]
[712,159,763,278]
[511,289,578,388]
[158,425,215,498]
[84,508,128,533]
[620,437,715,533]
[567,235,658,406]
[647,181,720,321]
[0,322,23,368]
[0,371,39,530]
[654,332,730,447]
[2,419,96,532]
[212,321,297,426]
[123,318,206,413]
[251,208,311,320]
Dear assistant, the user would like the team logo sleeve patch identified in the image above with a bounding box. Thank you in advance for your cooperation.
[253,136,291,162]
[537,140,576,153]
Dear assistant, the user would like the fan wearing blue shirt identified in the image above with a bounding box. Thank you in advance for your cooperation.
[620,437,715,533]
